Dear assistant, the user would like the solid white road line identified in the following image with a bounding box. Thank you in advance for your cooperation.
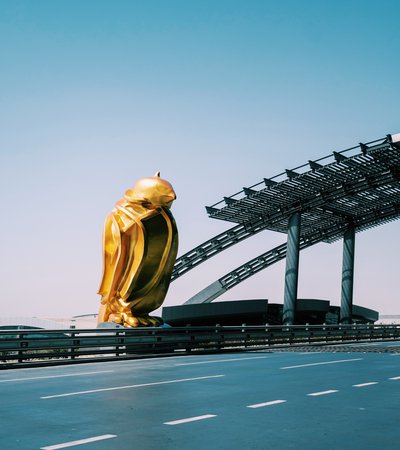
[281,358,362,369]
[41,375,225,399]
[299,352,323,355]
[164,415,217,425]
[389,376,400,380]
[353,382,378,387]
[247,400,287,408]
[0,371,114,383]
[40,434,116,449]
[175,356,268,366]
[307,390,338,396]
[345,342,382,347]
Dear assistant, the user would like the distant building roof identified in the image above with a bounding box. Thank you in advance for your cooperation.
[0,317,70,329]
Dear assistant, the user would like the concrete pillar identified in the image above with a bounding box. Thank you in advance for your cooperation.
[340,226,356,324]
[283,212,301,325]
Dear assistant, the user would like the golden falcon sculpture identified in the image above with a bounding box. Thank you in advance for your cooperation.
[97,172,178,327]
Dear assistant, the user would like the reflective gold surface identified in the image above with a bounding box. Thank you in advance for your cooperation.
[98,173,178,327]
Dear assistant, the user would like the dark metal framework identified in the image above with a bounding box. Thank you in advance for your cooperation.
[172,134,400,287]
[206,135,400,240]
[184,231,337,304]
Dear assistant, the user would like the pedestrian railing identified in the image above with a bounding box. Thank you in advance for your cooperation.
[1,324,399,369]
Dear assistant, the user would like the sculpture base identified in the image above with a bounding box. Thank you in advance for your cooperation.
[96,317,168,329]
[96,322,126,329]
[96,319,172,355]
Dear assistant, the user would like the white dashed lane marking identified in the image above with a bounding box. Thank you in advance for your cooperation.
[41,375,225,399]
[353,382,378,387]
[299,352,323,355]
[247,400,287,408]
[389,376,400,380]
[0,371,114,383]
[40,434,116,449]
[307,390,338,396]
[175,356,268,366]
[281,358,362,370]
[164,415,217,425]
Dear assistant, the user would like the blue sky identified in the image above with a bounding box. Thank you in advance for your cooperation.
[1,0,399,318]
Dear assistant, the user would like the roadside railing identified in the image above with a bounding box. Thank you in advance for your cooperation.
[1,324,399,369]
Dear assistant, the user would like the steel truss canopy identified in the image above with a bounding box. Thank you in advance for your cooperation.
[205,134,400,244]
[171,133,400,283]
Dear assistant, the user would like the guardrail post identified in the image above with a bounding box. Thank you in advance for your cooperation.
[18,333,24,363]
[185,326,193,352]
[116,330,125,356]
[241,324,246,348]
[70,331,76,360]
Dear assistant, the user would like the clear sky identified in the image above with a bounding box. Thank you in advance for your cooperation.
[1,0,399,319]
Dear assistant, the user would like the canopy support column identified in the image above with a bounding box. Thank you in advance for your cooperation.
[340,226,356,324]
[283,212,301,325]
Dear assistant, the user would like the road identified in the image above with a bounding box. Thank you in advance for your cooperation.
[1,343,400,449]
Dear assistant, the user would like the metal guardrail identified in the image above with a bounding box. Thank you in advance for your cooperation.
[1,324,400,369]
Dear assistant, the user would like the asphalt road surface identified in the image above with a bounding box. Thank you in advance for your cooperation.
[1,342,400,449]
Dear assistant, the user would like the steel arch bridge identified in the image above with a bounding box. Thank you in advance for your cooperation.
[170,133,400,320]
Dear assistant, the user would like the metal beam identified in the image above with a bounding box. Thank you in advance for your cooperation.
[184,280,226,305]
[286,169,300,179]
[333,151,348,162]
[243,187,258,196]
[309,160,323,170]
[264,178,278,187]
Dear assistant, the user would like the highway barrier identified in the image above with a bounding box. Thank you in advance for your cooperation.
[1,324,399,369]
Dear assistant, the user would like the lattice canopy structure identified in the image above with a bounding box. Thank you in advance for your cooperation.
[171,133,400,323]
[206,134,400,244]
[172,134,400,284]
